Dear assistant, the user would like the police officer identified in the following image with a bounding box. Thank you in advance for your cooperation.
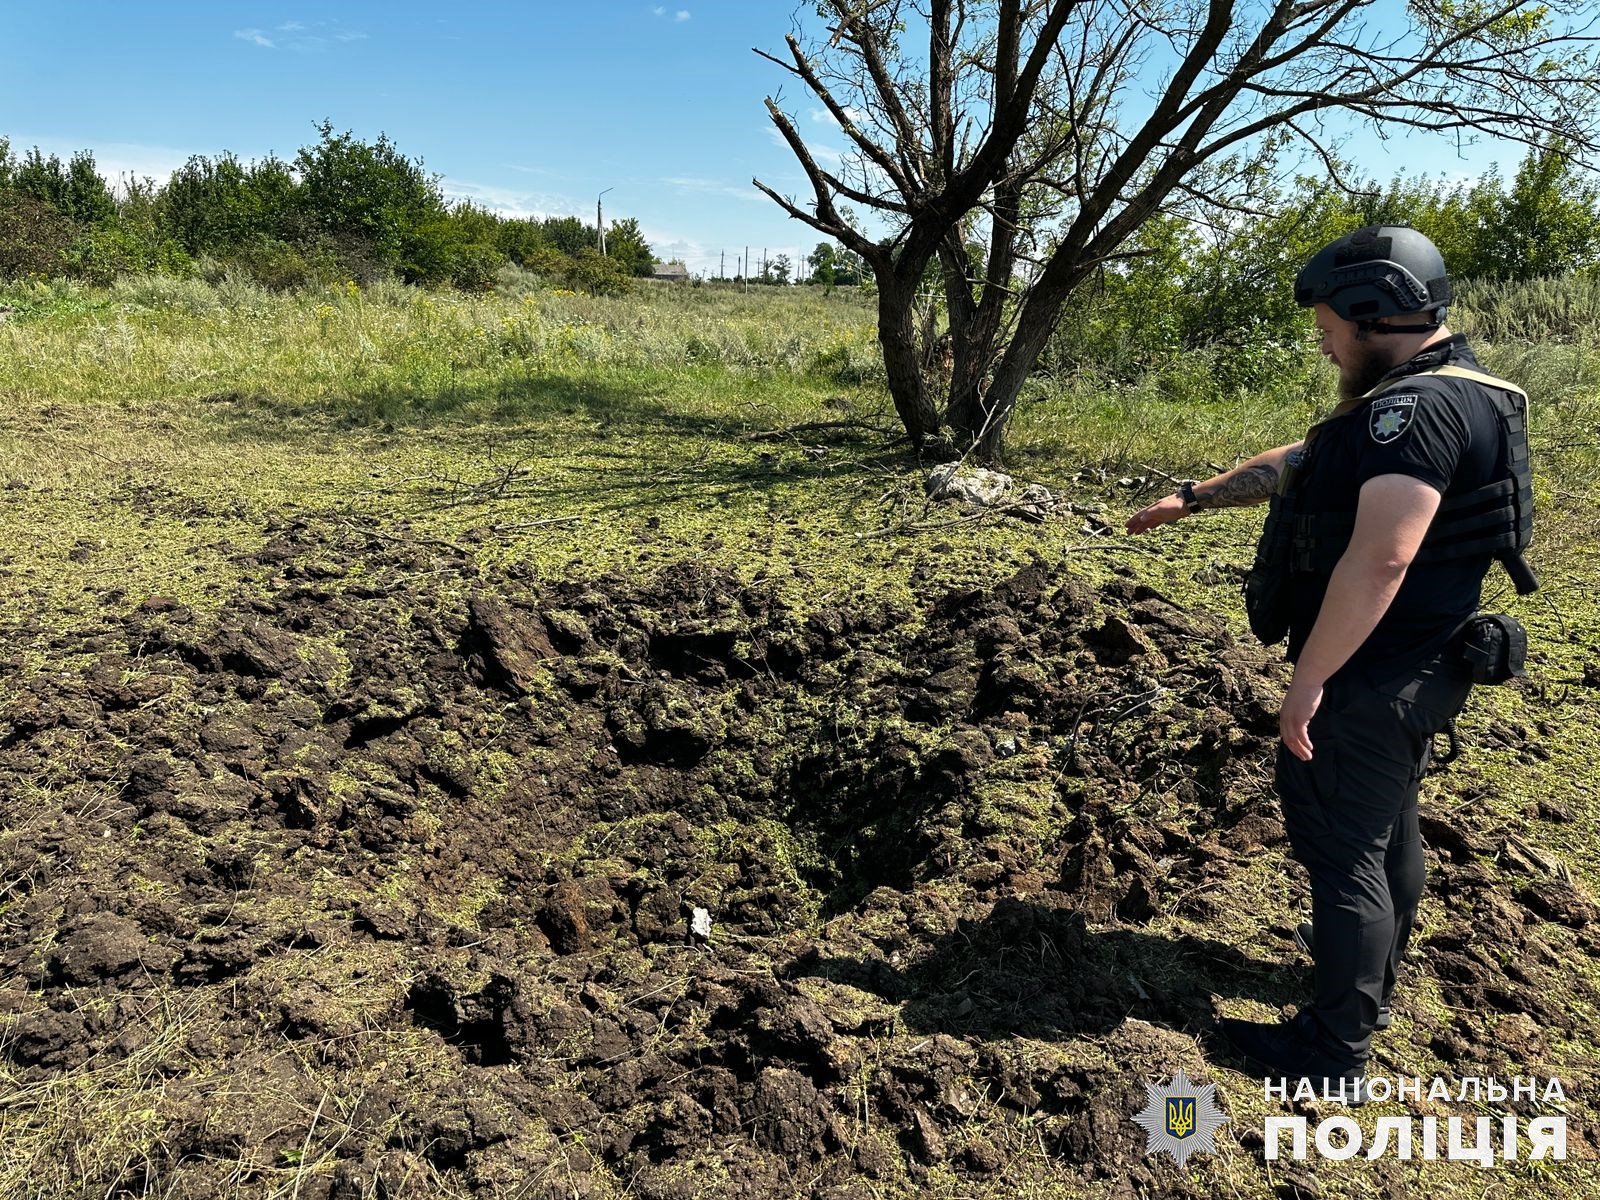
[1126,225,1535,1096]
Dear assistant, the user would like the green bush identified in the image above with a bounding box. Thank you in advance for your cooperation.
[563,248,631,296]
[0,127,666,295]
[224,237,321,291]
[311,234,390,287]
[522,247,576,282]
[605,217,656,277]
[65,225,193,285]
[491,262,545,299]
[108,272,223,317]
[8,147,115,225]
[0,189,76,279]
[294,121,448,273]
[540,216,594,256]
[494,218,547,267]
[161,153,298,256]
[450,241,506,292]
[398,216,505,289]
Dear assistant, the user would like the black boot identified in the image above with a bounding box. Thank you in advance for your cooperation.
[1216,1009,1368,1104]
[1295,921,1393,1030]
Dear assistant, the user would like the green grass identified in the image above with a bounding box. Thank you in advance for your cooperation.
[2,271,1599,1196]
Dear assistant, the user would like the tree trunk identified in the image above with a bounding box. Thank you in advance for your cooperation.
[972,271,1085,467]
[945,331,990,448]
[943,181,1019,452]
[877,277,941,450]
[945,298,1007,449]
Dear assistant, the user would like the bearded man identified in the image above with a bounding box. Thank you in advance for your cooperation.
[1126,225,1535,1097]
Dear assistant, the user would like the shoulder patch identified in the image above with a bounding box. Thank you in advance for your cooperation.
[1369,393,1419,444]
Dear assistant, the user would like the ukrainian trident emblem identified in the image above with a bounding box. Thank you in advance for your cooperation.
[1133,1067,1227,1165]
[1166,1095,1196,1139]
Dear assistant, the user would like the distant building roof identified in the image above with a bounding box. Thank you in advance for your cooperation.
[653,263,690,280]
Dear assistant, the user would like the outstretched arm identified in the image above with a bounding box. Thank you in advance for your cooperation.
[1125,441,1303,534]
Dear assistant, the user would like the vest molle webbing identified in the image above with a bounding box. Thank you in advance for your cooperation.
[1286,365,1536,591]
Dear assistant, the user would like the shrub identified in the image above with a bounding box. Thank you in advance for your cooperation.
[495,219,547,266]
[450,241,506,292]
[311,233,390,287]
[10,147,116,225]
[540,216,594,256]
[363,277,418,307]
[161,153,297,256]
[0,189,76,279]
[294,121,448,272]
[0,128,668,295]
[522,247,576,282]
[1453,273,1600,342]
[108,273,222,317]
[492,263,546,299]
[65,225,193,285]
[397,216,506,289]
[564,248,631,297]
[226,237,320,291]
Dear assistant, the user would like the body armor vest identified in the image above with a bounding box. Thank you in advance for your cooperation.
[1244,364,1536,648]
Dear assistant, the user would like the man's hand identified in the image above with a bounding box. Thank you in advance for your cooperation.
[1280,674,1323,762]
[1125,494,1188,535]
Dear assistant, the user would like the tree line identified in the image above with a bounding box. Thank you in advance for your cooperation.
[1046,143,1600,390]
[0,122,658,294]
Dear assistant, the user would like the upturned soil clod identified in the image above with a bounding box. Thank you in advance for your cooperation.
[1,513,1594,1197]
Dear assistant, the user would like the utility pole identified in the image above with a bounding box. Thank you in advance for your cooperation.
[719,250,725,281]
[761,248,768,283]
[744,246,749,294]
[597,188,613,255]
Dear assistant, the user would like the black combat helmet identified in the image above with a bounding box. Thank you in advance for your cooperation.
[1294,225,1451,328]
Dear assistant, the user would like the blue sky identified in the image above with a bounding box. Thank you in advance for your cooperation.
[0,3,1531,277]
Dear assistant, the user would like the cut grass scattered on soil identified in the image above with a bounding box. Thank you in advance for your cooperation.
[1,274,1598,1198]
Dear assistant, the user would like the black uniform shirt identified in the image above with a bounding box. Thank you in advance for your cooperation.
[1286,334,1508,681]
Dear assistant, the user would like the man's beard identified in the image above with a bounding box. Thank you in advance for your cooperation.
[1338,339,1402,401]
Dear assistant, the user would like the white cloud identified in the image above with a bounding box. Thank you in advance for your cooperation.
[240,21,367,52]
[661,175,764,203]
[441,177,587,220]
[652,5,666,13]
[675,9,691,20]
[765,125,842,167]
[643,229,727,275]
[809,107,862,127]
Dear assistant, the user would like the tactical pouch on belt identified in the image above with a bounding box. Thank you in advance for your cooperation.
[1244,490,1294,646]
[1456,613,1529,684]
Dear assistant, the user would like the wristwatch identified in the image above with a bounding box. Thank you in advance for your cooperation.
[1178,480,1204,512]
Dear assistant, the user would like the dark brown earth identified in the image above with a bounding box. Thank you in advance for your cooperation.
[1,513,1595,1197]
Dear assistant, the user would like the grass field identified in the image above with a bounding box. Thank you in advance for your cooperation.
[1,271,1598,1198]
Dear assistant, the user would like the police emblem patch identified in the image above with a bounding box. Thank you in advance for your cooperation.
[1369,393,1418,444]
[1131,1067,1228,1165]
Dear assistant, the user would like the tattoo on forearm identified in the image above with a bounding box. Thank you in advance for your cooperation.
[1201,464,1279,508]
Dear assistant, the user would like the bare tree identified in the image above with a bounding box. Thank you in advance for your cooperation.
[754,0,1600,466]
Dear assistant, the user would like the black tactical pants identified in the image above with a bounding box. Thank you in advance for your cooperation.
[1274,651,1475,1066]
